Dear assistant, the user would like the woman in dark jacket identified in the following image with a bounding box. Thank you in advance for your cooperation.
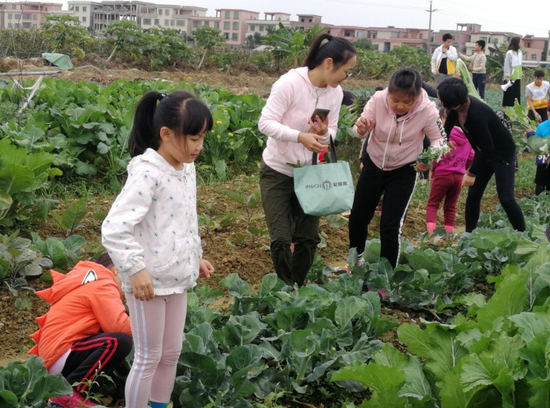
[437,78,525,232]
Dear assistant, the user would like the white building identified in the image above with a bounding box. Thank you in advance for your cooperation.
[68,1,98,29]
[245,12,291,38]
[66,0,206,31]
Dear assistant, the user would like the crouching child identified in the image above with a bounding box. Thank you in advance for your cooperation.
[29,253,132,408]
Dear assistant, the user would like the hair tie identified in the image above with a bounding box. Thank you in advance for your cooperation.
[319,38,330,49]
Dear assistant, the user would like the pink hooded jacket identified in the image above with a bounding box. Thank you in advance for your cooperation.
[354,88,446,171]
[259,66,343,177]
[432,126,474,176]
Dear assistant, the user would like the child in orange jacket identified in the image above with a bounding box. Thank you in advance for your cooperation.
[30,253,132,408]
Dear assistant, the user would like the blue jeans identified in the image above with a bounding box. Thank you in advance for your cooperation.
[472,73,486,99]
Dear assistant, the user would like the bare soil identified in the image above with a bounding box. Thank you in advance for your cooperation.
[0,68,531,391]
[0,175,351,365]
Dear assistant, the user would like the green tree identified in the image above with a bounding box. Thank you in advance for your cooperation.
[263,25,329,69]
[40,15,90,55]
[193,26,225,70]
[304,25,329,47]
[104,20,144,62]
[353,38,375,51]
[388,45,432,78]
[0,28,49,58]
[354,49,398,79]
[486,42,507,82]
[245,32,264,49]
[143,28,191,69]
[263,24,306,69]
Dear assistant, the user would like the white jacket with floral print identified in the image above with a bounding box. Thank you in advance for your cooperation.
[102,148,201,295]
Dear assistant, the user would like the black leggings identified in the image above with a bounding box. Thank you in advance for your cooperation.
[465,158,525,232]
[61,332,132,394]
[349,155,417,268]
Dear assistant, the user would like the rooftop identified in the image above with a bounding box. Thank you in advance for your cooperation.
[215,8,259,13]
[264,12,291,15]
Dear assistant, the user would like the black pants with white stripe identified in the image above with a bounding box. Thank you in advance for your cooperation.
[349,154,417,268]
[61,332,132,394]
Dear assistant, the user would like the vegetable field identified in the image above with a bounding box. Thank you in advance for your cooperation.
[0,75,549,408]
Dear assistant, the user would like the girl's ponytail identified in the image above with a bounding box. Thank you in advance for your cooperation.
[304,33,355,70]
[128,91,164,158]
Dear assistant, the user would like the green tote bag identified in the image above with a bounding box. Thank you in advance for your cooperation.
[293,136,354,216]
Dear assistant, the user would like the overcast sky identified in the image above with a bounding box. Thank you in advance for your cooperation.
[146,0,549,38]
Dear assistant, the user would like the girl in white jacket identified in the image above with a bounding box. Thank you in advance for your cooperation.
[259,33,356,287]
[502,36,523,108]
[102,91,215,408]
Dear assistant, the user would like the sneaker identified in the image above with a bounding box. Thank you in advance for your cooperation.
[49,395,71,407]
[70,390,98,408]
[148,403,174,408]
[378,289,388,298]
[51,390,97,408]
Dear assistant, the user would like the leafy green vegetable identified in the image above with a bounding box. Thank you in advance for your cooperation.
[0,355,72,407]
[416,144,452,166]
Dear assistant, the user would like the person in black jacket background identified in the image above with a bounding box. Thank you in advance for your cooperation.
[437,78,525,233]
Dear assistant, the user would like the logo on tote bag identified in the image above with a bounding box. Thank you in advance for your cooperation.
[305,180,349,190]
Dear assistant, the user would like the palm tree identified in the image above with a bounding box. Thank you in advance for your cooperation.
[263,24,328,70]
[486,42,507,82]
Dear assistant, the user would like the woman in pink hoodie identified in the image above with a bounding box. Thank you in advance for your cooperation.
[349,67,447,268]
[426,108,474,235]
[259,33,356,287]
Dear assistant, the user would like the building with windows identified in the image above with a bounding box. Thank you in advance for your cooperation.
[245,12,291,38]
[291,14,322,31]
[522,36,547,63]
[67,0,206,31]
[366,26,428,52]
[186,15,220,35]
[327,25,368,41]
[0,2,62,29]
[68,1,98,29]
[2,1,549,60]
[215,9,259,44]
[140,4,206,32]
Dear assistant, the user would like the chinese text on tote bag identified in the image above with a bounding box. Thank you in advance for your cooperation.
[293,136,354,216]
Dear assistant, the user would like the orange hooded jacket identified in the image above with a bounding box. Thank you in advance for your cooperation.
[29,261,132,370]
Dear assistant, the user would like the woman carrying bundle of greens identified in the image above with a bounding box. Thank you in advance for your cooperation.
[437,78,525,233]
[349,67,447,268]
[258,34,356,287]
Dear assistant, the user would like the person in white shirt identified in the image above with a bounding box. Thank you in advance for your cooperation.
[431,33,458,85]
[526,70,550,122]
